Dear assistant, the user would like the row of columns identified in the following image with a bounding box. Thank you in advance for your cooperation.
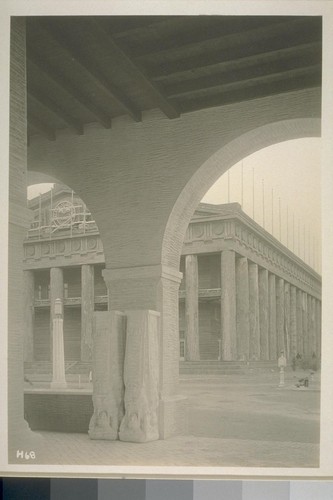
[184,251,321,362]
[24,264,95,362]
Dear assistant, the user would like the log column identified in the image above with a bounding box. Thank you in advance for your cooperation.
[23,270,35,362]
[258,268,269,360]
[290,285,297,359]
[276,278,285,355]
[236,256,250,361]
[185,254,199,360]
[221,250,237,360]
[249,262,260,360]
[269,273,277,360]
[81,264,95,361]
[296,289,304,356]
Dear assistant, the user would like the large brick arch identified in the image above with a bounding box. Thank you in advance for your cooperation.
[162,117,321,270]
[28,89,321,274]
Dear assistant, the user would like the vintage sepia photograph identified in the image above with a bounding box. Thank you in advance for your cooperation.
[2,0,333,479]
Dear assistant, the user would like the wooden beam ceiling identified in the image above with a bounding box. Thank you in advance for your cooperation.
[90,18,180,119]
[25,15,321,142]
[27,50,112,129]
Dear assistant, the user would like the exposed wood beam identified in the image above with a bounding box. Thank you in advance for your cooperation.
[176,73,321,114]
[132,17,308,61]
[28,114,56,141]
[41,21,142,123]
[28,88,84,135]
[164,57,322,99]
[171,65,321,101]
[103,16,175,39]
[149,28,322,82]
[27,49,112,129]
[90,19,180,119]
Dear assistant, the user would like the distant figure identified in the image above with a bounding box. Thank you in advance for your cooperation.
[278,351,287,369]
[292,356,296,371]
[296,377,309,388]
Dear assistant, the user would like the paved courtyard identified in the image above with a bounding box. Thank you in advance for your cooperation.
[14,368,320,469]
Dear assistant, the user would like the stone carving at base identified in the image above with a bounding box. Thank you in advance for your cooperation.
[88,311,126,441]
[89,394,122,440]
[119,310,160,443]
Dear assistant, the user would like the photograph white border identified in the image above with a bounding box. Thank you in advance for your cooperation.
[1,0,333,479]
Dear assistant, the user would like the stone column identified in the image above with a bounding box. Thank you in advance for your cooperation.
[249,262,260,361]
[89,311,126,440]
[50,299,67,390]
[23,270,35,362]
[308,296,315,357]
[290,285,297,359]
[296,289,304,356]
[258,268,269,360]
[284,282,291,359]
[103,265,187,440]
[276,278,285,355]
[119,310,160,442]
[236,256,250,361]
[81,264,95,361]
[184,254,199,360]
[302,292,309,357]
[50,267,64,359]
[221,250,237,360]
[268,273,277,360]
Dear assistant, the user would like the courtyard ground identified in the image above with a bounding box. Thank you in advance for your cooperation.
[14,368,320,469]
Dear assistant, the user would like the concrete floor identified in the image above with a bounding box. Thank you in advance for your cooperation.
[12,368,320,469]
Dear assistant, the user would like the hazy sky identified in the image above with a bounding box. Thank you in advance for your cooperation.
[202,137,321,272]
[28,137,321,272]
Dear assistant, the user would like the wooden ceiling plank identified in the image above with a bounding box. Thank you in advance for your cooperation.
[132,17,308,61]
[27,50,112,129]
[28,88,84,135]
[28,114,56,141]
[171,65,321,101]
[43,22,142,123]
[90,19,180,119]
[164,56,322,99]
[149,29,322,82]
[176,73,321,114]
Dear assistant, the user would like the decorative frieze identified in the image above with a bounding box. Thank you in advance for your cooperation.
[183,212,321,298]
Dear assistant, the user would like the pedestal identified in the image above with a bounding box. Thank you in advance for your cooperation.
[89,311,126,440]
[119,310,160,442]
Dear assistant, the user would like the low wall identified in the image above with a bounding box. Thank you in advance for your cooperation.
[24,390,93,433]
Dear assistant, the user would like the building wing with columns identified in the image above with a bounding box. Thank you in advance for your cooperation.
[23,185,321,375]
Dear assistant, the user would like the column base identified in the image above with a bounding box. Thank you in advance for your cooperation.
[159,394,188,439]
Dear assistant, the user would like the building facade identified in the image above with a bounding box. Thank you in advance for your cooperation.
[23,185,321,373]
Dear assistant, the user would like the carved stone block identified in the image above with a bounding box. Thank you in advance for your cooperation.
[89,311,126,440]
[119,310,160,443]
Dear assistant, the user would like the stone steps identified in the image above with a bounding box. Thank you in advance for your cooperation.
[24,361,92,375]
[179,360,278,375]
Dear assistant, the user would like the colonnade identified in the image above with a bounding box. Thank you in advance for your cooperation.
[184,250,321,363]
[24,264,96,362]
